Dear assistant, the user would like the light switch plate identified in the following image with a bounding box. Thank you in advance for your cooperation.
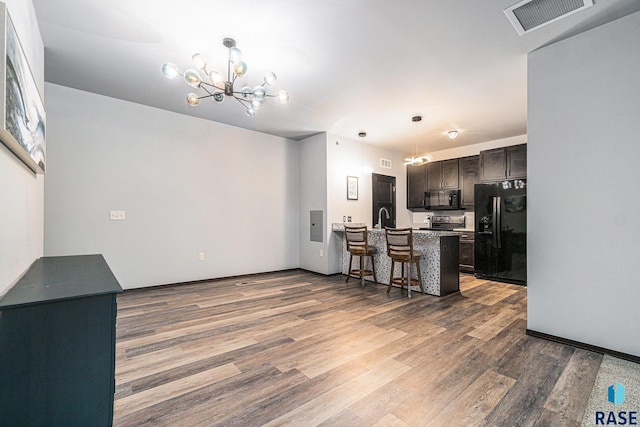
[110,210,126,220]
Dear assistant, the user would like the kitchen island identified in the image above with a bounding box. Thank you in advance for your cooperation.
[333,224,460,296]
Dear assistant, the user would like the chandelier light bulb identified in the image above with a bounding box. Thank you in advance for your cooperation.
[264,72,277,86]
[229,47,242,63]
[241,86,253,99]
[246,106,256,117]
[208,69,224,85]
[253,86,266,101]
[186,93,200,106]
[277,90,290,104]
[183,69,202,88]
[191,53,207,70]
[251,98,263,110]
[233,61,248,77]
[162,62,180,79]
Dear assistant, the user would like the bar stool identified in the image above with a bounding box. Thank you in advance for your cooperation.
[344,226,378,287]
[384,227,425,299]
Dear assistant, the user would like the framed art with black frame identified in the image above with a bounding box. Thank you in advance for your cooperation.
[347,176,358,200]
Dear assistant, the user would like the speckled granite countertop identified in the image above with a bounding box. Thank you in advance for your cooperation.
[332,223,460,237]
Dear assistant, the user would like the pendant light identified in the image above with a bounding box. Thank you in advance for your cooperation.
[404,116,430,165]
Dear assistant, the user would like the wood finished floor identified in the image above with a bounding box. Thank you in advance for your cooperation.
[114,271,602,427]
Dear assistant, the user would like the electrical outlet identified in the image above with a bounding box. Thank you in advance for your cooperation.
[320,249,324,257]
[109,210,126,220]
[198,252,205,261]
[347,216,352,222]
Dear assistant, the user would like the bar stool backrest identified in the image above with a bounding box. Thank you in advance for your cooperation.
[385,227,415,260]
[345,226,369,253]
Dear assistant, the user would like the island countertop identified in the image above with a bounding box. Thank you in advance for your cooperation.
[332,224,459,296]
[332,223,460,236]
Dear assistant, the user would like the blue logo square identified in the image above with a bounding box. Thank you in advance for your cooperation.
[608,382,626,406]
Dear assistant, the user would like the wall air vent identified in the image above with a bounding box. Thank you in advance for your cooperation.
[504,0,593,35]
[380,158,392,169]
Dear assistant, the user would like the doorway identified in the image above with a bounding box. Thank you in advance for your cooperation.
[372,173,396,228]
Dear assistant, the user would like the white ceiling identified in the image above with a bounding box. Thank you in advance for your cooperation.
[32,0,640,157]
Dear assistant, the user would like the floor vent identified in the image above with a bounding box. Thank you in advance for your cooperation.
[380,158,392,169]
[504,0,593,35]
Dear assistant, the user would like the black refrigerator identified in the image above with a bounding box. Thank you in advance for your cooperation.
[474,180,527,285]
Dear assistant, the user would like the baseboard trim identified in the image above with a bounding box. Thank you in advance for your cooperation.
[526,329,640,364]
[121,268,303,293]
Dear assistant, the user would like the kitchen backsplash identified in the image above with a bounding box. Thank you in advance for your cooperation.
[412,210,475,230]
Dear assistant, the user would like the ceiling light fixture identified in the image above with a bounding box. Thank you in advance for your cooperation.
[405,116,431,166]
[448,130,459,139]
[162,38,289,117]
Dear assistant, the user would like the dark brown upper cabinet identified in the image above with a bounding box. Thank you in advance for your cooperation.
[459,155,480,208]
[406,163,427,210]
[480,144,527,181]
[426,159,459,190]
[506,144,527,179]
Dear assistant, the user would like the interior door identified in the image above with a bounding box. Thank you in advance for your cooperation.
[372,173,396,228]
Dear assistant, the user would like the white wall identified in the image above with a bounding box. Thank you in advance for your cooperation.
[325,133,411,274]
[326,133,412,230]
[528,11,640,357]
[298,132,410,274]
[44,84,300,289]
[0,0,44,296]
[298,133,328,274]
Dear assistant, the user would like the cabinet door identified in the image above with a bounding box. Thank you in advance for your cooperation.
[426,162,443,190]
[460,155,479,208]
[480,148,507,181]
[506,144,527,179]
[441,159,460,189]
[406,164,427,209]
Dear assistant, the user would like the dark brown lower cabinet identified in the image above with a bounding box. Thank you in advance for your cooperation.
[459,233,475,273]
[0,255,122,427]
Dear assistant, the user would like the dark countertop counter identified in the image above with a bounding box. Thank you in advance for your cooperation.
[0,254,123,309]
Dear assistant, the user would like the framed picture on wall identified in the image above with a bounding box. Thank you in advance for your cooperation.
[0,4,46,173]
[347,176,358,200]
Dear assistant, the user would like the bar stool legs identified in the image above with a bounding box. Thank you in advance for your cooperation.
[346,252,378,286]
[387,258,425,299]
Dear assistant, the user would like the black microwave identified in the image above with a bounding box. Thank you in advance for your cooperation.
[424,190,461,210]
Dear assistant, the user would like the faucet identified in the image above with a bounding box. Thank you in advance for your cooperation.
[375,207,390,229]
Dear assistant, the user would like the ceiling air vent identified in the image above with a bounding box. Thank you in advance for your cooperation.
[504,0,593,35]
[380,158,392,169]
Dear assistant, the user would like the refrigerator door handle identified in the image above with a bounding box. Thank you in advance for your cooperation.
[496,196,502,249]
[492,197,498,248]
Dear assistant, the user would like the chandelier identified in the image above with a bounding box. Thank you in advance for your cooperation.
[162,38,289,117]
